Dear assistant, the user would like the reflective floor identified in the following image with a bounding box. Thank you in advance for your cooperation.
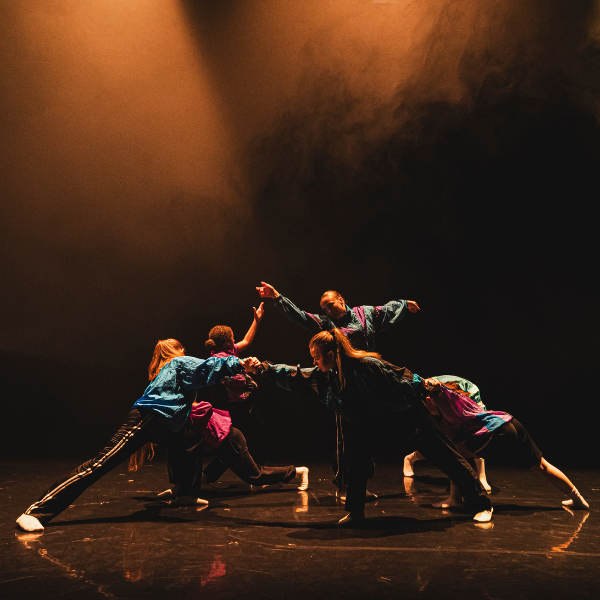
[1,460,598,599]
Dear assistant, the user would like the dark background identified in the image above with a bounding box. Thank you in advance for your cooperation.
[1,0,599,467]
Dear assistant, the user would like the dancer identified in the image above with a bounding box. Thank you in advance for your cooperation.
[256,281,419,496]
[16,339,257,533]
[201,304,268,485]
[403,375,492,492]
[256,282,419,351]
[187,387,309,490]
[420,378,589,510]
[258,329,492,525]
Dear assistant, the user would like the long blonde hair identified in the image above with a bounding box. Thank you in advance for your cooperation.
[148,338,185,381]
[309,329,381,389]
[129,339,186,472]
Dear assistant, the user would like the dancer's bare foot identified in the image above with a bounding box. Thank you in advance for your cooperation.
[474,457,492,493]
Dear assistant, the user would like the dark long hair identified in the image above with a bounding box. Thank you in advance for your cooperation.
[309,328,381,389]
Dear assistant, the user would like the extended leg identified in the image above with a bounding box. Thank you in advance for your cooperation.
[215,428,304,488]
[17,410,156,530]
[531,458,589,509]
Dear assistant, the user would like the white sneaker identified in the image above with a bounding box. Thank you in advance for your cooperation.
[170,496,209,507]
[296,467,309,491]
[473,508,493,523]
[562,492,590,510]
[16,514,44,532]
[338,512,365,526]
[403,452,418,477]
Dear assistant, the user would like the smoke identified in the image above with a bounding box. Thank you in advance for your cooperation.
[211,0,600,286]
[0,1,252,361]
[186,0,600,374]
[1,0,599,365]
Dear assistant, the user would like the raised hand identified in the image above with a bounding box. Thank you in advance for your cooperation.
[256,281,280,299]
[254,302,265,321]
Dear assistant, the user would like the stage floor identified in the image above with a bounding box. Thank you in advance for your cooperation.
[1,460,598,599]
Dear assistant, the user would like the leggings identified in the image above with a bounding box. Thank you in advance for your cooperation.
[24,409,203,525]
[464,418,543,468]
[207,427,296,487]
[202,401,268,484]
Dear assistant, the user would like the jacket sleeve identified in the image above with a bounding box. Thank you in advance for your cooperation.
[273,295,331,334]
[185,356,244,390]
[371,299,408,332]
[259,361,329,401]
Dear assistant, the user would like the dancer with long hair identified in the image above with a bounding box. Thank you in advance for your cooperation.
[419,377,589,510]
[256,281,419,498]
[16,339,257,533]
[258,329,492,525]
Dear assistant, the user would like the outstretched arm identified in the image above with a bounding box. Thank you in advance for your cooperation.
[372,299,419,332]
[236,302,264,352]
[256,281,330,334]
[259,361,330,401]
[186,355,245,389]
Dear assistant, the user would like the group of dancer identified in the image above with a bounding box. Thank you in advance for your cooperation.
[16,283,588,532]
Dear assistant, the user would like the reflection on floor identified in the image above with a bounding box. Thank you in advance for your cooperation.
[1,460,598,599]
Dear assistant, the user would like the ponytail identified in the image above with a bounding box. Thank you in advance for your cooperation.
[206,325,234,354]
[309,328,380,389]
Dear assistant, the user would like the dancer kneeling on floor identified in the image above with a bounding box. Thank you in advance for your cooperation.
[258,329,493,525]
[421,378,589,510]
[185,377,308,492]
[16,339,258,533]
[201,304,270,485]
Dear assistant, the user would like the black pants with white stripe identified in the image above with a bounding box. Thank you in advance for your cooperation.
[24,409,203,526]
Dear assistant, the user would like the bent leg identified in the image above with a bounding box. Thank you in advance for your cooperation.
[531,458,575,496]
[215,428,296,486]
[165,426,204,496]
[202,456,229,484]
[531,458,589,508]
